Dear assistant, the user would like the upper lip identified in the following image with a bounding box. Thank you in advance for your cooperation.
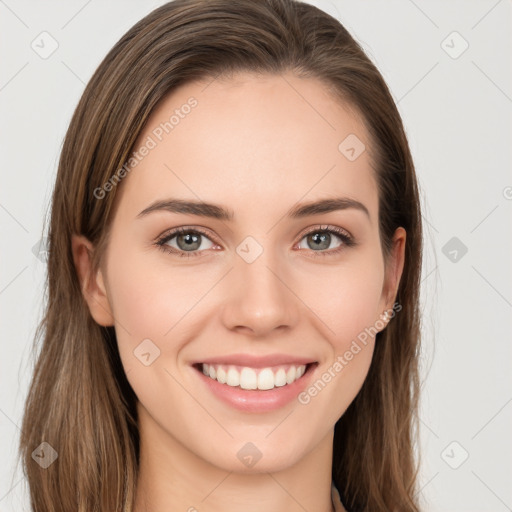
[193,353,317,368]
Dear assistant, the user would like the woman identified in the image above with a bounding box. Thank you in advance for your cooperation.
[19,0,423,510]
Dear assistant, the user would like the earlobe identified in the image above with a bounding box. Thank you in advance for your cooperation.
[71,234,114,327]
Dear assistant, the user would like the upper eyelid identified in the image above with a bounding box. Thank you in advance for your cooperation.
[156,226,218,245]
[297,224,352,240]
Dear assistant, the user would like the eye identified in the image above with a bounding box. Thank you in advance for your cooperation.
[156,227,217,258]
[296,225,355,257]
[155,224,355,259]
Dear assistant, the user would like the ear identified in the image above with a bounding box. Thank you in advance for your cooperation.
[378,227,406,328]
[71,234,114,326]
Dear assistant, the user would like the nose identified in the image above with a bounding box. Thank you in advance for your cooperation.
[220,250,300,337]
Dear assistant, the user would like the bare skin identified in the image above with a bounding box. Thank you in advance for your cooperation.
[73,71,405,512]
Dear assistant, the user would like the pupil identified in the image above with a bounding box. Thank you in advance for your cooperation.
[310,232,329,250]
[179,233,200,250]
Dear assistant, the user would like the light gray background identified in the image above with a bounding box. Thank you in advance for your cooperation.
[1,1,511,511]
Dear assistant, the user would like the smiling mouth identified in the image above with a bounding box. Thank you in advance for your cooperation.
[193,362,317,391]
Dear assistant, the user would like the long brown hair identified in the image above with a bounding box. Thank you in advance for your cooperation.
[18,1,423,510]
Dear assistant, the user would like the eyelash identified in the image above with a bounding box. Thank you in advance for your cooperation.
[155,225,356,259]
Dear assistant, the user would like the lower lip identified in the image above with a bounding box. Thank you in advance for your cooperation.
[193,363,317,413]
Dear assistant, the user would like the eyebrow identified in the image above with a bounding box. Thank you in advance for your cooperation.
[137,197,370,221]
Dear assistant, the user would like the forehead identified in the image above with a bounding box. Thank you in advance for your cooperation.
[119,71,378,222]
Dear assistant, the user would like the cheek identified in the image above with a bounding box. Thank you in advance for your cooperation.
[300,256,384,402]
[104,249,215,411]
[306,257,385,347]
[104,244,230,389]
[105,247,218,339]
[295,268,383,420]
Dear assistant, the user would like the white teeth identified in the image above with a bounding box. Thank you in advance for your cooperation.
[257,368,274,390]
[216,366,227,384]
[240,367,257,390]
[200,363,308,390]
[226,367,240,387]
[274,368,287,387]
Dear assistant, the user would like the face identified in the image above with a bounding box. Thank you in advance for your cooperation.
[75,71,405,474]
